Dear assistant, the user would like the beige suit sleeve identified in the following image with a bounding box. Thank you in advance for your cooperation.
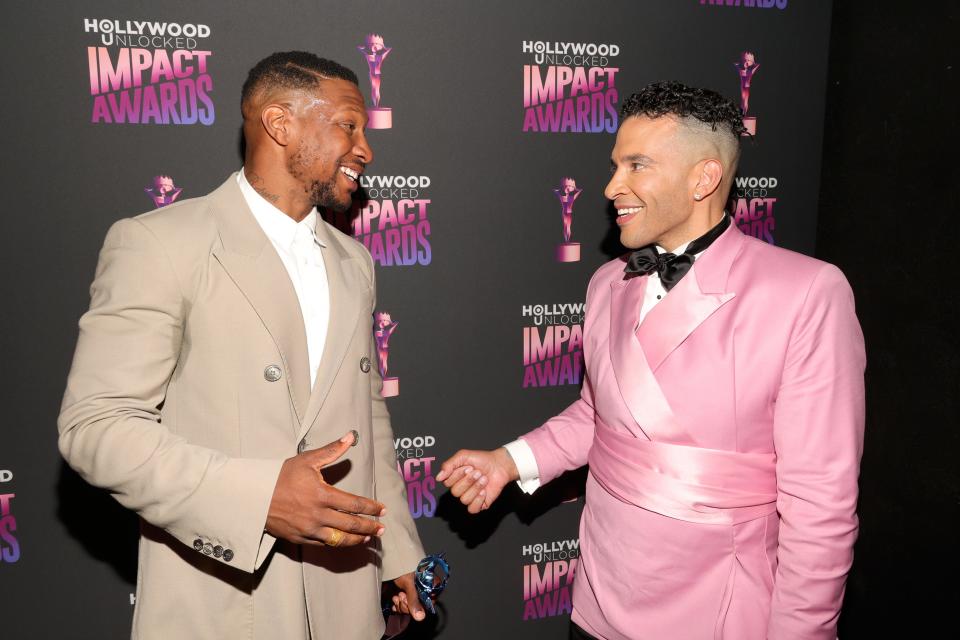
[362,251,425,581]
[58,218,282,573]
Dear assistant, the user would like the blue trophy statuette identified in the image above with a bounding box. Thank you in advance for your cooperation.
[414,553,450,614]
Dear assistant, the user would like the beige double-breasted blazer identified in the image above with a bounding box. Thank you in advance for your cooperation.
[58,174,424,639]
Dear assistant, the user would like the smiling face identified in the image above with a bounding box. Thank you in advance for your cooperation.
[604,115,704,251]
[286,78,371,212]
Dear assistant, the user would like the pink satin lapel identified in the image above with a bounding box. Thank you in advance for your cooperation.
[609,276,687,442]
[637,263,735,372]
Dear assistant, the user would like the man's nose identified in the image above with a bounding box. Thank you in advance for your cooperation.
[604,171,624,201]
[354,132,373,165]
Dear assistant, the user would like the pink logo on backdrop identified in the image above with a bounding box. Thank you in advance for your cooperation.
[348,175,432,267]
[374,311,400,397]
[522,539,579,620]
[522,303,584,388]
[83,18,215,125]
[358,33,393,129]
[395,435,438,519]
[144,175,183,208]
[553,177,582,262]
[521,40,620,133]
[0,468,20,563]
[730,175,778,244]
[734,50,761,135]
[701,0,788,8]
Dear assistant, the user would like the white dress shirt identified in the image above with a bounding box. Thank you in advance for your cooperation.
[505,240,698,493]
[237,170,330,388]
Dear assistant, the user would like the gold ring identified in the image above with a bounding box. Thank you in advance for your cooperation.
[327,529,344,547]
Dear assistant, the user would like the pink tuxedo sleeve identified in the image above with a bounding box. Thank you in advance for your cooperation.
[520,375,597,485]
[768,264,866,639]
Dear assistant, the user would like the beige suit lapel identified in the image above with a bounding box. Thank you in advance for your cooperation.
[297,220,368,442]
[209,174,311,424]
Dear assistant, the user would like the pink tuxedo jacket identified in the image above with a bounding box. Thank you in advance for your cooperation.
[522,224,865,640]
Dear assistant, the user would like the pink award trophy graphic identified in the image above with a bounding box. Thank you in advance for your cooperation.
[374,311,400,397]
[358,34,393,129]
[553,177,582,262]
[734,51,760,136]
[144,175,183,208]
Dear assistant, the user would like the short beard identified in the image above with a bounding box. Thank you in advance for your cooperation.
[287,148,351,212]
[306,178,349,212]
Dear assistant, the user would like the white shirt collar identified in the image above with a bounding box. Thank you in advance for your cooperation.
[657,240,693,256]
[656,215,729,259]
[236,169,326,249]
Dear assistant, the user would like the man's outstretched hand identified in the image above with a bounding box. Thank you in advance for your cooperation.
[266,432,386,547]
[437,447,520,514]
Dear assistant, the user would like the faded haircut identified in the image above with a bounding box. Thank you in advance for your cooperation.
[241,51,358,111]
[620,80,746,170]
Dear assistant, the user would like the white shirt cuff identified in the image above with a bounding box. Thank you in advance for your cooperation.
[503,439,541,494]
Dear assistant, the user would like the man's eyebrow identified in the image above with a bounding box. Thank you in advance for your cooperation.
[614,153,654,165]
[330,104,366,117]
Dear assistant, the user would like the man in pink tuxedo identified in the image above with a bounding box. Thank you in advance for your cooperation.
[438,81,865,639]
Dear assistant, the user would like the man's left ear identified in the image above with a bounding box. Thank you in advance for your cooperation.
[694,159,724,200]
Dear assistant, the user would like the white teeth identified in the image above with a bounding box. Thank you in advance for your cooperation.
[617,207,642,216]
[339,166,359,181]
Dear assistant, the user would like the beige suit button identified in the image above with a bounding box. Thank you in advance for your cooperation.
[360,357,372,373]
[202,543,214,555]
[193,539,203,551]
[213,545,224,558]
[222,549,234,562]
[264,365,282,382]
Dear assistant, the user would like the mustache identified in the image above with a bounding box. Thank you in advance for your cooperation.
[340,157,367,171]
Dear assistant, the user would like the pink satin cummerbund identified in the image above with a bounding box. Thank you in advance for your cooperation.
[587,420,778,525]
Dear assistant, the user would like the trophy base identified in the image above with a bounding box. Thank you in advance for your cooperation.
[742,116,756,136]
[556,242,581,263]
[368,107,392,129]
[381,377,399,397]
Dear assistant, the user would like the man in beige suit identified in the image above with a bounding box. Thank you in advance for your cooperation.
[58,51,426,639]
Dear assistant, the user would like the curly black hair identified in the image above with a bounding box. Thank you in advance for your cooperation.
[241,51,358,108]
[619,81,748,138]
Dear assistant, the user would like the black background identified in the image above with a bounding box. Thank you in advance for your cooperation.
[0,0,954,637]
[818,1,958,636]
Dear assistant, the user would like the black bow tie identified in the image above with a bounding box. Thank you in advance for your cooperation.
[624,215,730,291]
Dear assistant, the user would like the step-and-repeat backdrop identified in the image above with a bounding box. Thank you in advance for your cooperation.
[2,1,830,637]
